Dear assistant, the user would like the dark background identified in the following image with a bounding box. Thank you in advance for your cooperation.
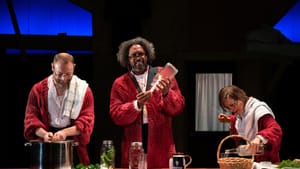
[1,0,300,168]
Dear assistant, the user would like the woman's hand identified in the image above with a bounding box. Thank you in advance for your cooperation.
[218,113,231,123]
[249,137,264,155]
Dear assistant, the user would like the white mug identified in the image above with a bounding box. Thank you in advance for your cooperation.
[169,153,192,169]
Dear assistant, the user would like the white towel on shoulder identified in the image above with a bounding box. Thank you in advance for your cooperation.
[62,75,88,119]
[236,97,275,140]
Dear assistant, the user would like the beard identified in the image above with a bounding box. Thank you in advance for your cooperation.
[131,60,147,74]
[53,78,68,89]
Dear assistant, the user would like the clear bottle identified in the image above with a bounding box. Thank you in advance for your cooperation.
[224,144,264,157]
[149,62,178,92]
[236,144,264,156]
[100,140,115,169]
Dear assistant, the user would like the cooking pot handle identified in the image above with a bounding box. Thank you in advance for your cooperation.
[24,141,79,146]
[73,141,79,146]
[24,142,32,147]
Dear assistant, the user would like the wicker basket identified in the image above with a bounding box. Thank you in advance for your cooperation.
[217,135,254,169]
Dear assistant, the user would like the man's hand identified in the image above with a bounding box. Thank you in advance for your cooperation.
[52,130,67,141]
[136,91,152,108]
[35,127,53,142]
[43,132,54,142]
[156,78,171,96]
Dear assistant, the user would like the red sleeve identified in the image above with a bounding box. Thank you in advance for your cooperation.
[73,87,95,165]
[24,79,49,141]
[257,114,282,145]
[109,75,142,126]
[256,114,282,163]
[228,115,238,135]
[159,77,185,116]
[73,87,95,145]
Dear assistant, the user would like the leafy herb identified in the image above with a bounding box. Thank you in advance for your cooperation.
[277,159,300,168]
[75,163,100,169]
[100,148,115,169]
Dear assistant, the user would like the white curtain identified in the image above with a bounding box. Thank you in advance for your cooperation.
[195,73,232,131]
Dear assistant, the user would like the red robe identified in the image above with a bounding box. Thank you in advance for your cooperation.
[24,77,95,165]
[109,68,185,169]
[228,114,282,163]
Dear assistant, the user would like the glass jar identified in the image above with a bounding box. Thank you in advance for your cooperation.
[100,140,115,169]
[129,142,145,169]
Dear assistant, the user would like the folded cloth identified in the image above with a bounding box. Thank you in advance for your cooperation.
[253,161,277,169]
[62,75,88,119]
[236,97,275,140]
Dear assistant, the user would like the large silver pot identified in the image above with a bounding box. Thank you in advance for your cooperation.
[24,140,78,169]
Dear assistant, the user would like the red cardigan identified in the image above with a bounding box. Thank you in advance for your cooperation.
[109,69,185,169]
[228,114,282,163]
[24,77,95,165]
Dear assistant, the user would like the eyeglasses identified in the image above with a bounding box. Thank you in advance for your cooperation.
[128,52,145,59]
[223,99,238,112]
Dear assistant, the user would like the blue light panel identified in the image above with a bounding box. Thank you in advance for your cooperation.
[274,0,300,43]
[0,0,92,36]
[0,0,15,34]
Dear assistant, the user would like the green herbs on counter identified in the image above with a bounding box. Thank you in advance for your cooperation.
[277,159,300,168]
